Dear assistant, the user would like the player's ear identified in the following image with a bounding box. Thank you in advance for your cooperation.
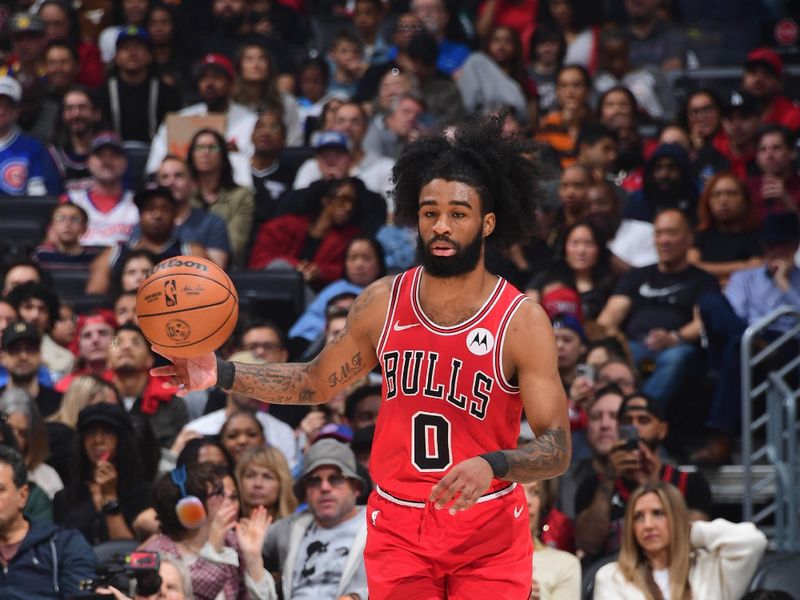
[483,212,496,238]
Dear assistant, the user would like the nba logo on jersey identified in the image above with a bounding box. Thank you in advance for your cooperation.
[466,328,494,356]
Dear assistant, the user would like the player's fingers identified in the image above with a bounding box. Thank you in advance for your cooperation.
[431,475,464,509]
[150,366,177,377]
[449,487,478,514]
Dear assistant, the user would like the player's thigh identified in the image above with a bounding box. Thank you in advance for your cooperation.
[364,493,447,600]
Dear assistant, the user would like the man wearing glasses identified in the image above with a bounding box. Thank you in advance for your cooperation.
[263,438,369,600]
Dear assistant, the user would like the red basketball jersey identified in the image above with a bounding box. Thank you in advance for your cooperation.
[372,266,529,500]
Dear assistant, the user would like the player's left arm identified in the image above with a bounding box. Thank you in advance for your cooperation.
[502,300,571,482]
[429,301,570,513]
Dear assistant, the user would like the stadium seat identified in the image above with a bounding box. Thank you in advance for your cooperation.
[69,294,111,314]
[49,270,91,298]
[279,146,314,174]
[0,196,58,233]
[0,219,47,255]
[582,553,618,600]
[124,142,152,191]
[748,552,800,597]
[230,269,306,333]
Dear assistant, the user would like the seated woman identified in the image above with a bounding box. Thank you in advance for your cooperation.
[0,411,51,520]
[54,404,150,544]
[0,388,63,501]
[47,374,120,486]
[288,236,385,355]
[235,446,298,520]
[526,220,616,321]
[522,480,580,599]
[220,411,268,464]
[594,481,767,600]
[689,172,763,286]
[248,177,362,291]
[140,462,274,600]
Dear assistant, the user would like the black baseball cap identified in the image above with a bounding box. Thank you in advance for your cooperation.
[619,393,665,422]
[760,213,800,246]
[77,403,133,433]
[1,321,41,350]
[723,90,761,118]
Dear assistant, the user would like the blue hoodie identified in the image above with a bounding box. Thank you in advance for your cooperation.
[0,518,96,599]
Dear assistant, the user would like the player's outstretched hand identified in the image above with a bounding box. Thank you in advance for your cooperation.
[429,456,494,515]
[149,349,217,396]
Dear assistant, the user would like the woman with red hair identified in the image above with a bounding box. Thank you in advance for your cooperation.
[55,310,116,393]
[688,172,763,286]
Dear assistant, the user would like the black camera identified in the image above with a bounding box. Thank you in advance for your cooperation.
[77,551,161,599]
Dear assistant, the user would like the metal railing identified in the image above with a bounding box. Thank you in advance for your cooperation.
[741,306,800,551]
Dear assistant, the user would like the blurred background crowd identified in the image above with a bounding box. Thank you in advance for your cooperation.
[0,0,798,598]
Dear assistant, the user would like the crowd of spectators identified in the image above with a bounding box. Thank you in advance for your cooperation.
[0,0,798,598]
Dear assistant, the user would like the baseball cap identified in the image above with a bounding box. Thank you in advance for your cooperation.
[315,422,354,444]
[745,48,783,77]
[90,131,125,155]
[311,130,352,152]
[1,321,41,351]
[723,90,761,118]
[551,313,587,343]
[9,13,45,35]
[0,77,22,103]
[193,54,235,81]
[293,438,367,500]
[77,403,133,433]
[134,184,176,211]
[760,213,800,245]
[619,392,666,422]
[116,25,152,49]
[541,288,584,322]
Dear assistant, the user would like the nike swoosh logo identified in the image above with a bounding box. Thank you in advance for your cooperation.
[513,506,523,519]
[638,282,686,298]
[371,510,380,526]
[393,320,419,332]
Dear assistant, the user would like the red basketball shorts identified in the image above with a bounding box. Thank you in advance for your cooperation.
[364,483,533,600]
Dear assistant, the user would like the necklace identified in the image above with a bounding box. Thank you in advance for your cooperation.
[176,538,205,555]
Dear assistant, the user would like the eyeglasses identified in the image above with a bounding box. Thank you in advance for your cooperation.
[688,104,716,117]
[194,143,221,153]
[304,473,350,490]
[54,215,85,224]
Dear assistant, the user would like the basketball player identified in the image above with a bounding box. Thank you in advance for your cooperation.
[153,118,571,598]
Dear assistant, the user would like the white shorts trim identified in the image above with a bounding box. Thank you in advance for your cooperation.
[375,482,517,508]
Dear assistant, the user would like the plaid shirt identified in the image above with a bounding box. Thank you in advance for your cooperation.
[141,533,251,600]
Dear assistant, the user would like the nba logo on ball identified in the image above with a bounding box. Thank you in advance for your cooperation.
[135,256,238,358]
[467,328,494,355]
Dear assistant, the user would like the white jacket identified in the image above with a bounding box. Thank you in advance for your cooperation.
[594,519,767,600]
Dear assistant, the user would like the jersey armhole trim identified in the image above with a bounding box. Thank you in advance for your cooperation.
[376,272,405,357]
[495,294,529,393]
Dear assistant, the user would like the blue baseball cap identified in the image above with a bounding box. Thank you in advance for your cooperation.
[311,130,352,152]
[116,25,152,49]
[551,313,587,343]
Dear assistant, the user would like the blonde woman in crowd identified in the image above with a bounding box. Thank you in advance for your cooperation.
[594,481,767,600]
[235,446,298,520]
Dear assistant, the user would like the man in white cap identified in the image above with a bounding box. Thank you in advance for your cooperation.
[0,75,60,195]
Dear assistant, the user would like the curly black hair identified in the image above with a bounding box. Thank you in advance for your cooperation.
[392,116,540,252]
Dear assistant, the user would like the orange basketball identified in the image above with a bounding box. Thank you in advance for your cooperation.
[136,256,238,358]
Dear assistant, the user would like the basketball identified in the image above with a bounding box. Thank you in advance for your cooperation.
[135,256,238,358]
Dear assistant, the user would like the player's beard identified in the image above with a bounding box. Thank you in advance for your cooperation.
[417,228,483,278]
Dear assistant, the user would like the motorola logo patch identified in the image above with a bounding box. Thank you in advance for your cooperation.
[466,328,494,356]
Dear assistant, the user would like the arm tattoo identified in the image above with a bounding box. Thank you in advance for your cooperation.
[502,427,569,482]
[327,352,364,388]
[231,362,322,405]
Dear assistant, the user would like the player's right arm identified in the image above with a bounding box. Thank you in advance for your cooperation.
[152,277,392,405]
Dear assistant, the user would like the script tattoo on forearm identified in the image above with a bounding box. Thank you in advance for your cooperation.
[327,352,363,388]
[232,362,320,405]
[502,427,569,482]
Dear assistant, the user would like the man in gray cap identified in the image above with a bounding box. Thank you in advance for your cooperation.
[263,438,368,600]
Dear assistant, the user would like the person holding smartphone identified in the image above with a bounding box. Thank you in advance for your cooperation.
[573,392,711,565]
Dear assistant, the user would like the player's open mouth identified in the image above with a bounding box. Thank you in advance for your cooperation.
[431,245,456,256]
